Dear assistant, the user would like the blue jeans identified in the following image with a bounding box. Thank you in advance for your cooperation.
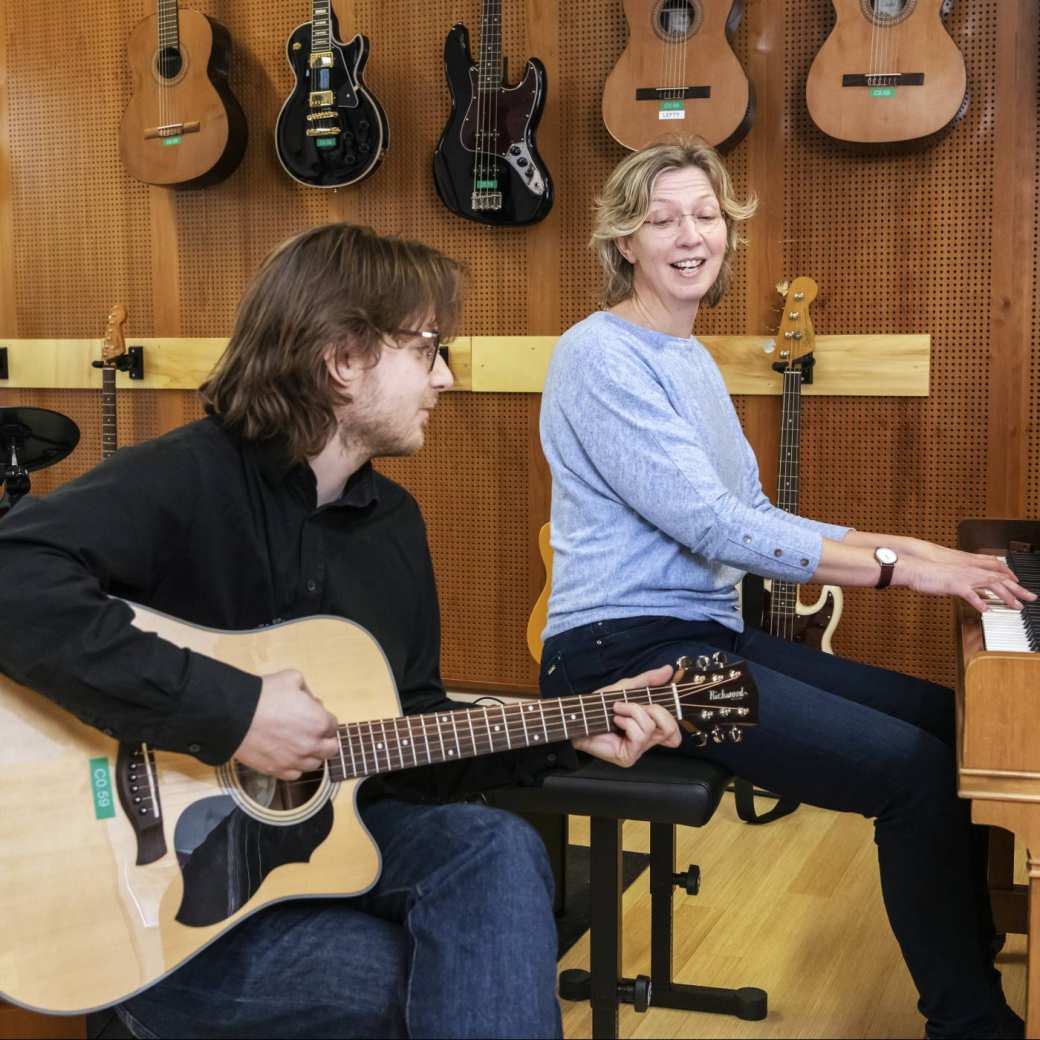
[117,798,562,1039]
[542,616,1019,1040]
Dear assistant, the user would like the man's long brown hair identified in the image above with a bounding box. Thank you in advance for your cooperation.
[200,223,465,460]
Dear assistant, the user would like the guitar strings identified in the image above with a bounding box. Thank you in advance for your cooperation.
[145,676,750,798]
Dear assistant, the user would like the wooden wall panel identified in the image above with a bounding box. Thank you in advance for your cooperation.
[0,1,1037,693]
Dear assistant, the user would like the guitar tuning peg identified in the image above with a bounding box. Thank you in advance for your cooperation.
[693,731,708,748]
[729,726,743,743]
[674,655,693,681]
[711,727,724,744]
[776,279,790,297]
[711,651,726,666]
[695,655,710,670]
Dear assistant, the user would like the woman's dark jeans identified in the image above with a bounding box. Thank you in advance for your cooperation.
[542,615,1017,1039]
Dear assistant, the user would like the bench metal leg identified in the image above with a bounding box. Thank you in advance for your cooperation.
[590,816,622,1039]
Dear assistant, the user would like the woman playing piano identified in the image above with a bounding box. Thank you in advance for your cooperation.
[539,139,1032,1039]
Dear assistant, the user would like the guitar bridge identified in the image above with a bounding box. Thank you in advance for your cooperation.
[115,743,167,866]
[471,191,503,211]
[306,126,341,137]
[144,121,201,140]
[309,51,335,69]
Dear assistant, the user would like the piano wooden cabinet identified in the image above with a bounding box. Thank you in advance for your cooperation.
[957,519,1039,1033]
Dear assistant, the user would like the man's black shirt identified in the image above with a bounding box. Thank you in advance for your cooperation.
[0,418,574,799]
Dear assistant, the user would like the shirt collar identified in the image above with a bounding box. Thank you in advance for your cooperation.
[250,436,380,510]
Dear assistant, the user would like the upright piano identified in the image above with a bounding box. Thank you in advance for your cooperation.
[957,519,1040,1034]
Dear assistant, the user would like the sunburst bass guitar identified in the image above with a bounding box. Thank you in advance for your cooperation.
[0,604,756,1014]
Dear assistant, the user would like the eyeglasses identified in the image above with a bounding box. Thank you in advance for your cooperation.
[389,328,442,371]
[641,211,725,236]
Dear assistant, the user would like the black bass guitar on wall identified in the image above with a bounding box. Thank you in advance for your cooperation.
[433,0,553,226]
[275,1,389,188]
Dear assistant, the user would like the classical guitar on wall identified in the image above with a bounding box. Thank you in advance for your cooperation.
[806,0,967,146]
[433,0,553,226]
[602,0,754,154]
[747,278,844,653]
[274,1,389,188]
[0,604,756,1013]
[119,1,248,187]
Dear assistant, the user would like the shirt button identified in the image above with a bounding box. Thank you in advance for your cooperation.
[773,548,783,557]
[188,743,202,754]
[743,534,752,544]
[801,558,810,566]
[547,753,557,764]
[306,579,318,593]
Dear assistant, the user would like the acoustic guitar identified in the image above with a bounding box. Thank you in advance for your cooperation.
[602,0,754,153]
[750,278,844,652]
[274,1,389,188]
[0,604,756,1013]
[119,0,248,187]
[806,0,967,146]
[433,0,553,226]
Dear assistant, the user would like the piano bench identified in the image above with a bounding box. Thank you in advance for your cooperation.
[489,750,769,1040]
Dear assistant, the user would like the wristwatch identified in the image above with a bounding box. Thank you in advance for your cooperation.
[874,546,898,589]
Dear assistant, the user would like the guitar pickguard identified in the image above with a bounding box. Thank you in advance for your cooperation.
[762,580,844,654]
[174,796,334,926]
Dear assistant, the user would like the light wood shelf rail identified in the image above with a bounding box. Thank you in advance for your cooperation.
[0,334,929,396]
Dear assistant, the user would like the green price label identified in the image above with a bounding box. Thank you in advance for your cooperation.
[89,757,115,820]
[869,88,896,98]
[475,179,498,189]
[161,135,182,146]
[660,100,685,111]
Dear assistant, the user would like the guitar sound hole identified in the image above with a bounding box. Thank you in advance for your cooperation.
[861,0,915,25]
[232,762,325,812]
[653,0,702,42]
[155,47,183,81]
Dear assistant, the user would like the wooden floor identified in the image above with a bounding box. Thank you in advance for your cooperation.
[560,794,1028,1040]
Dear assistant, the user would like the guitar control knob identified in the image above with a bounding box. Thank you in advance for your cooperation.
[524,166,534,179]
[509,144,522,155]
[729,726,743,743]
[517,157,529,168]
[359,119,370,131]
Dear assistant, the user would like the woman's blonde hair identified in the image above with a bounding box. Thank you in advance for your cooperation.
[591,139,757,308]
[200,223,465,461]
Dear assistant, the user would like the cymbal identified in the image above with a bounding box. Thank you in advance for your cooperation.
[0,406,80,471]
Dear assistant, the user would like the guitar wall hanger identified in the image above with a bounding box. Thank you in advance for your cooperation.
[0,347,7,380]
[91,346,145,380]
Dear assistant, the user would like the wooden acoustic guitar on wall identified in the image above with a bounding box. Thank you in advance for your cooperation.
[0,604,756,1013]
[433,0,553,226]
[602,0,754,153]
[274,1,389,188]
[806,0,967,146]
[119,0,248,187]
[747,278,844,652]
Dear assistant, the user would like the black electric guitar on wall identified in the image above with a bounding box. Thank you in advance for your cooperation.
[751,278,844,652]
[0,605,755,1013]
[275,1,389,188]
[433,0,553,226]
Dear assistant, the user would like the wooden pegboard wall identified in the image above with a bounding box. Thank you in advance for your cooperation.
[1,2,1037,691]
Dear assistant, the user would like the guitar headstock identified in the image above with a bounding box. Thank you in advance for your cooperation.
[670,651,758,746]
[101,304,128,367]
[774,276,818,373]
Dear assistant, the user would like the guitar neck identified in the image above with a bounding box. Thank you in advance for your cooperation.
[311,0,332,52]
[769,367,803,621]
[157,0,179,53]
[101,366,117,460]
[327,675,740,782]
[477,0,503,92]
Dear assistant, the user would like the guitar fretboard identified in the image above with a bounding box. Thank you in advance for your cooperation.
[101,366,117,460]
[769,366,803,625]
[157,0,180,53]
[477,0,503,93]
[327,674,745,782]
[311,0,332,52]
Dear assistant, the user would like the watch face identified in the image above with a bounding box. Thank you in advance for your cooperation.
[876,547,898,565]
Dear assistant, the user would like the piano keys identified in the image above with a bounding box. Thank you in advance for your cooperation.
[956,519,1040,1037]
